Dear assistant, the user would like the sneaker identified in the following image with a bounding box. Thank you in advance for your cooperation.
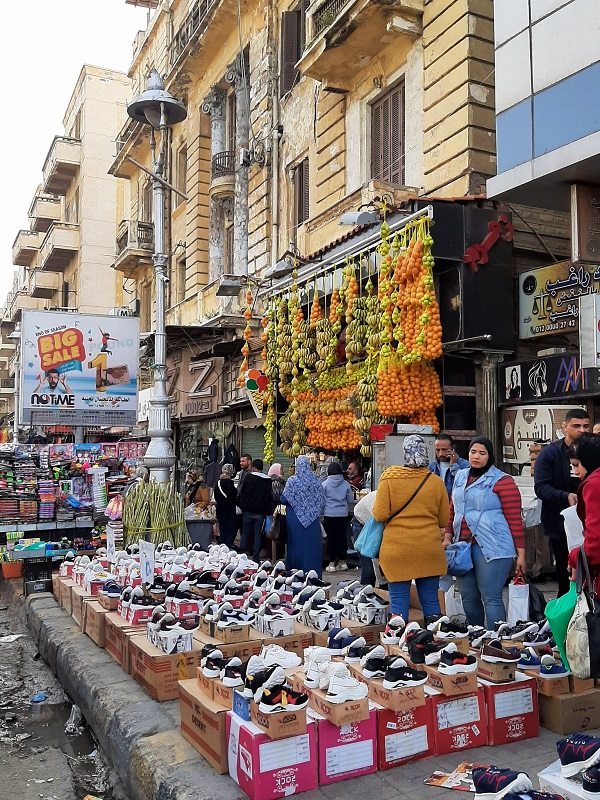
[471,629,496,648]
[493,621,512,636]
[294,585,321,608]
[437,643,478,674]
[557,734,600,777]
[517,647,543,671]
[304,657,337,690]
[271,560,287,578]
[436,620,470,640]
[103,581,122,598]
[361,645,388,678]
[472,767,533,800]
[325,562,338,573]
[426,614,449,634]
[540,654,569,677]
[398,621,422,649]
[246,664,280,702]
[523,631,551,648]
[336,561,348,571]
[202,648,224,678]
[326,672,369,703]
[383,658,428,689]
[480,639,521,664]
[344,636,367,663]
[326,627,359,655]
[242,655,266,697]
[336,581,362,606]
[282,686,309,709]
[303,569,331,588]
[582,767,600,800]
[195,570,217,589]
[221,656,245,687]
[509,620,539,640]
[257,667,291,713]
[260,644,301,669]
[408,629,444,666]
[381,614,406,645]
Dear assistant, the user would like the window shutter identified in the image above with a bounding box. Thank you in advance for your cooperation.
[281,11,300,96]
[301,157,310,223]
[371,99,382,181]
[370,80,405,187]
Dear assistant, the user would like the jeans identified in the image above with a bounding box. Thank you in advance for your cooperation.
[217,509,238,549]
[456,540,513,628]
[549,532,571,597]
[241,512,265,561]
[323,516,348,563]
[351,518,376,585]
[388,576,440,621]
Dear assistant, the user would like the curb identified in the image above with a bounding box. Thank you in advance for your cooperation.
[21,589,244,800]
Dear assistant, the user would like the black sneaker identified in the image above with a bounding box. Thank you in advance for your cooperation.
[436,620,470,640]
[407,629,439,665]
[383,658,428,689]
[221,656,245,687]
[437,643,478,674]
[303,569,331,589]
[360,644,388,678]
[195,571,217,589]
[582,767,600,799]
[202,648,224,678]
[245,663,279,701]
[472,767,533,800]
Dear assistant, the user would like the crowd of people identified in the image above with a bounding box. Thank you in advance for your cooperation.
[181,407,600,631]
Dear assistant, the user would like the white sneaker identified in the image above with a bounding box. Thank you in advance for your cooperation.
[337,561,348,571]
[325,562,337,573]
[398,620,422,649]
[326,672,368,703]
[260,644,301,669]
[317,661,350,690]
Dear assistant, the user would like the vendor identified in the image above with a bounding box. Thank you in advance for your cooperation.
[184,471,207,507]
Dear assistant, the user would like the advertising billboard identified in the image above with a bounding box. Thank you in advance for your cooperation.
[20,310,139,427]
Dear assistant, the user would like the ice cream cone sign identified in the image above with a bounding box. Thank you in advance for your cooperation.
[245,369,269,418]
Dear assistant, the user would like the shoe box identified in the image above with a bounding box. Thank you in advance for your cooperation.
[435,636,470,655]
[71,585,94,628]
[59,578,75,613]
[250,701,308,740]
[59,562,73,578]
[347,663,427,713]
[572,675,595,692]
[194,629,264,660]
[253,614,296,638]
[157,627,195,656]
[478,673,539,745]
[304,684,370,726]
[178,679,229,774]
[83,578,105,596]
[427,686,488,755]
[213,590,245,609]
[342,597,388,626]
[165,597,202,620]
[477,657,516,684]
[126,603,156,625]
[200,618,251,643]
[97,591,120,612]
[376,701,436,770]
[308,708,377,785]
[52,573,61,597]
[424,665,479,697]
[227,712,318,799]
[299,609,342,632]
[104,613,146,672]
[539,758,588,800]
[129,635,203,701]
[82,600,108,648]
[538,688,600,735]
[522,668,571,696]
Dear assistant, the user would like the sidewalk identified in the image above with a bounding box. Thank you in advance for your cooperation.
[13,581,579,800]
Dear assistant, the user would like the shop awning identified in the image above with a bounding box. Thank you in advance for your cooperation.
[236,416,266,429]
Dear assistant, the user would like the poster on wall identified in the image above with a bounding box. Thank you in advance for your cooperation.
[518,260,600,339]
[20,310,139,427]
[502,405,585,464]
[500,352,600,405]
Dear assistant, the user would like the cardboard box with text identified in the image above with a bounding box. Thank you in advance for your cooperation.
[179,679,228,774]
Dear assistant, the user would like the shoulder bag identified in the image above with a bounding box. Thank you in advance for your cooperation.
[445,481,490,577]
[355,472,431,559]
[566,548,600,679]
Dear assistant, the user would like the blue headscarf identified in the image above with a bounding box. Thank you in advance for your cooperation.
[282,456,325,528]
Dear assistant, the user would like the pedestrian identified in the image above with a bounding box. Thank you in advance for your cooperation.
[322,461,355,573]
[238,458,274,561]
[268,462,288,550]
[282,456,325,577]
[594,422,600,435]
[444,436,526,629]
[534,408,590,596]
[214,464,238,549]
[568,434,600,589]
[184,471,202,506]
[352,489,377,585]
[373,435,448,621]
[428,433,469,498]
[346,461,364,490]
[268,463,286,505]
[234,453,253,538]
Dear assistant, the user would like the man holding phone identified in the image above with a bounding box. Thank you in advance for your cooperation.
[428,433,469,498]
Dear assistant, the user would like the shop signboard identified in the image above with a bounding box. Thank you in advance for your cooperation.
[579,294,600,368]
[571,184,600,263]
[500,352,600,406]
[20,310,139,427]
[518,260,600,339]
[502,405,585,464]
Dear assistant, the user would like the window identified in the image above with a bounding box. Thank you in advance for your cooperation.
[61,281,70,309]
[141,180,153,222]
[280,1,308,96]
[226,92,236,151]
[65,189,79,224]
[293,157,310,227]
[371,80,406,187]
[174,146,187,208]
[178,257,186,303]
[224,225,234,273]
[70,109,82,139]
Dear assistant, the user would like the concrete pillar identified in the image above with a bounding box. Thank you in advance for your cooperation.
[202,86,227,283]
[475,352,504,455]
[226,54,249,277]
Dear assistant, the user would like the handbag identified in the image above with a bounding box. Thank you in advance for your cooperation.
[265,509,281,541]
[444,485,490,577]
[355,473,431,559]
[566,549,600,679]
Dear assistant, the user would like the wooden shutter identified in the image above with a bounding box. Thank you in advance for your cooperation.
[371,81,405,186]
[281,11,300,96]
[294,157,310,226]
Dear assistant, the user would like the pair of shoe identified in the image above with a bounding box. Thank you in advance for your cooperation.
[201,646,247,686]
[380,614,406,645]
[203,601,254,629]
[354,644,428,689]
[558,734,600,797]
[325,561,348,573]
[427,614,470,641]
[243,659,308,713]
[304,653,368,702]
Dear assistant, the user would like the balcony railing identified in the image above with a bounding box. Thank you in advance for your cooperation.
[169,0,219,67]
[116,220,154,256]
[312,0,349,36]
[29,193,62,233]
[212,151,235,179]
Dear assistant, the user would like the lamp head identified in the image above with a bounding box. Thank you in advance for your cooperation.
[266,258,296,280]
[339,209,380,226]
[127,69,187,128]
[216,276,245,296]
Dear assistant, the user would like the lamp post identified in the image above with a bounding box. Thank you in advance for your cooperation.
[127,70,187,484]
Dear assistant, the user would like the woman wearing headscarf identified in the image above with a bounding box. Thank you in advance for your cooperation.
[322,461,355,573]
[373,435,449,621]
[214,464,238,548]
[282,456,326,577]
[268,463,286,505]
[568,434,600,591]
[443,436,526,628]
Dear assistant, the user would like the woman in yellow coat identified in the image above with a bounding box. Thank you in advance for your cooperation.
[373,434,450,621]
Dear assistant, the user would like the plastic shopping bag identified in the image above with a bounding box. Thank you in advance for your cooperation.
[507,574,530,626]
[561,505,584,551]
[546,581,577,671]
[444,583,466,623]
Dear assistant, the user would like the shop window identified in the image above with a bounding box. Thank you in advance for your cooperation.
[293,157,310,228]
[280,1,308,96]
[174,146,187,208]
[371,80,405,187]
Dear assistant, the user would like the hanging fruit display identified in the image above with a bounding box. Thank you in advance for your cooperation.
[238,288,254,387]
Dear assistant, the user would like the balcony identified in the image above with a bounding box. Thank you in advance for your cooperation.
[0,377,15,394]
[12,230,43,267]
[125,0,158,6]
[113,220,154,277]
[298,0,423,88]
[210,151,235,199]
[42,136,81,195]
[9,293,44,322]
[29,271,61,299]
[29,193,62,233]
[39,223,80,272]
[169,0,220,70]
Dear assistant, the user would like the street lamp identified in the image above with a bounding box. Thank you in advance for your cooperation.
[127,70,187,484]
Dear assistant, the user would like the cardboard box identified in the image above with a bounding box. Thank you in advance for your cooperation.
[83,600,108,648]
[196,668,214,700]
[233,689,251,721]
[250,702,307,740]
[376,702,435,770]
[130,636,202,701]
[179,679,228,774]
[308,686,370,726]
[477,658,516,684]
[52,573,61,597]
[523,668,571,697]
[71,585,94,628]
[538,689,600,735]
[480,673,539,745]
[425,665,478,696]
[429,687,488,755]
[104,612,145,672]
[435,636,470,654]
[202,619,250,643]
[213,678,236,709]
[157,628,195,655]
[347,663,426,712]
[165,597,202,620]
[539,759,587,800]
[253,614,295,638]
[59,578,75,612]
[310,708,377,785]
[97,592,120,612]
[227,713,318,799]
[194,630,264,660]
[126,604,154,625]
[570,675,596,693]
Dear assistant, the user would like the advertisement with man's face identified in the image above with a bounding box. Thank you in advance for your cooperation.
[20,310,139,426]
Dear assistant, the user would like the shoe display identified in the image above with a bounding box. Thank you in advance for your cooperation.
[360,644,388,678]
[523,631,551,648]
[202,648,224,678]
[517,648,543,670]
[303,569,331,589]
[244,662,279,701]
[480,639,521,664]
[557,733,600,777]
[582,767,600,799]
[343,636,367,663]
[260,643,301,669]
[221,656,245,687]
[326,627,359,654]
[472,767,533,800]
[436,620,470,640]
[398,621,422,649]
[383,657,428,690]
[381,614,406,644]
[437,643,478,674]
[509,621,539,640]
[304,657,337,690]
[426,614,449,633]
[326,672,369,703]
[471,629,496,648]
[540,654,569,677]
[408,629,444,666]
[282,686,309,709]
[336,581,362,606]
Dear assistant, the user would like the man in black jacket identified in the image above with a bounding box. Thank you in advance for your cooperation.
[238,459,274,561]
[534,408,590,596]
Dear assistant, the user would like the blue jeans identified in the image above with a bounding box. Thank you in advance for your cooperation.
[241,512,265,561]
[388,576,440,621]
[456,540,513,629]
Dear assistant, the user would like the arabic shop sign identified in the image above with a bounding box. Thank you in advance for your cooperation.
[518,260,600,339]
[499,352,600,406]
[502,405,585,464]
